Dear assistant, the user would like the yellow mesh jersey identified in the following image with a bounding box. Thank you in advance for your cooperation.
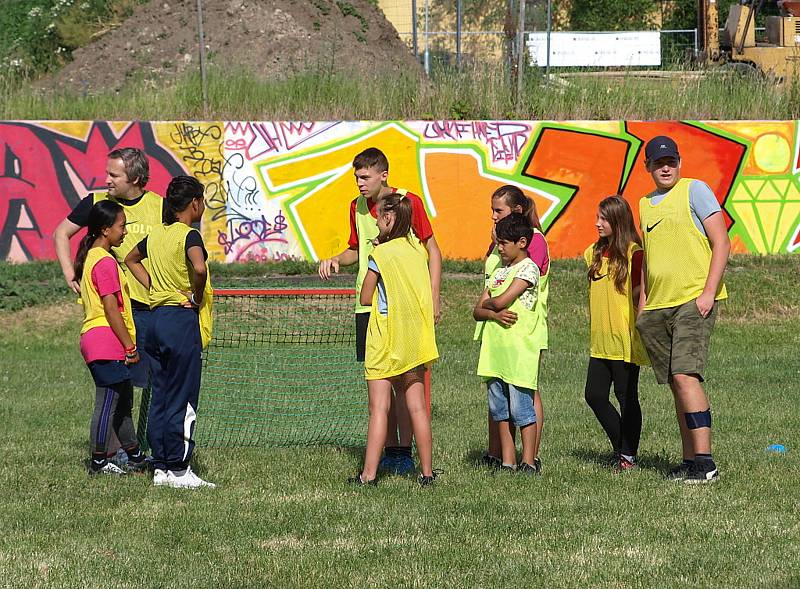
[583,243,648,366]
[473,229,549,351]
[79,247,135,338]
[639,178,727,310]
[146,223,214,348]
[364,236,438,380]
[93,192,163,305]
[477,259,543,390]
[354,189,410,314]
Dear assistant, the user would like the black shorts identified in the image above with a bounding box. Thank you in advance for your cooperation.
[355,312,370,362]
[87,360,130,388]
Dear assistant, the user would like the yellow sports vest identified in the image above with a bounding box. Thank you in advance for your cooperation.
[354,189,410,314]
[473,229,549,350]
[93,191,163,305]
[147,223,214,349]
[364,236,438,380]
[584,243,648,366]
[79,247,136,339]
[477,259,544,390]
[639,178,727,310]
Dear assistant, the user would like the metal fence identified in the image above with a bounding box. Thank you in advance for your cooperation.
[377,1,760,75]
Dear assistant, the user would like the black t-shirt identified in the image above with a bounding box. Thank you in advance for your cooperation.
[137,229,208,261]
[67,192,165,226]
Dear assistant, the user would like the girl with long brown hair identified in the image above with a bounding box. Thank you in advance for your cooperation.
[583,195,649,470]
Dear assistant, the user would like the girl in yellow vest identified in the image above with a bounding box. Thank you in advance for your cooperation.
[583,196,648,471]
[475,213,543,473]
[349,193,439,486]
[75,200,149,475]
[125,176,215,490]
[477,185,549,474]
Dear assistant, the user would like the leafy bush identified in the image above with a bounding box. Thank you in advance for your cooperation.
[0,0,146,82]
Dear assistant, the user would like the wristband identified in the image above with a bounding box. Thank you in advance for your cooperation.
[190,292,197,305]
[124,345,137,354]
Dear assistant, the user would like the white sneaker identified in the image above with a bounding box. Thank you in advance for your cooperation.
[89,462,127,476]
[163,467,216,489]
[153,468,170,486]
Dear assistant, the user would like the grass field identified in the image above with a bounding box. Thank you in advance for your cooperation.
[0,256,798,588]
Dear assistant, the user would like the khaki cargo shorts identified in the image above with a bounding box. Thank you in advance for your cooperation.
[635,298,718,385]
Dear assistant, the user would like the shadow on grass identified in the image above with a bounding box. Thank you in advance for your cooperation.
[571,447,676,476]
[464,447,500,471]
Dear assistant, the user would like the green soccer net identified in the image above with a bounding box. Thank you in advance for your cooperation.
[194,287,366,447]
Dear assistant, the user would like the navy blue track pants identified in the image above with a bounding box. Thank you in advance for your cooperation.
[145,306,202,471]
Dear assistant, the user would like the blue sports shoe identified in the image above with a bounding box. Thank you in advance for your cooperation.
[378,453,397,472]
[393,454,416,475]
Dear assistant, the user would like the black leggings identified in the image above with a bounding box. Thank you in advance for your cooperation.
[90,381,137,455]
[584,357,641,457]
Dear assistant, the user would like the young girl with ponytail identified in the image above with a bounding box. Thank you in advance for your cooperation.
[75,200,149,475]
[125,175,214,489]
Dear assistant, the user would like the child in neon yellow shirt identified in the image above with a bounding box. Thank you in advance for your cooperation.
[349,193,439,486]
[474,213,544,472]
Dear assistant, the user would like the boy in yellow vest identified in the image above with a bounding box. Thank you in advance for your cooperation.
[635,136,730,484]
[318,147,442,474]
[474,213,543,473]
[54,148,164,452]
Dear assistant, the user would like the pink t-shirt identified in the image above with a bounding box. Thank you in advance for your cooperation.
[79,256,127,363]
[485,232,550,275]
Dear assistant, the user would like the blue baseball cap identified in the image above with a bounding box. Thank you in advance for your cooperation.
[645,136,680,161]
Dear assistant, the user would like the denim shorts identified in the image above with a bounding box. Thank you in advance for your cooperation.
[487,378,536,427]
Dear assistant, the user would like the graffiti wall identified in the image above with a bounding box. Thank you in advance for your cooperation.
[2,120,799,263]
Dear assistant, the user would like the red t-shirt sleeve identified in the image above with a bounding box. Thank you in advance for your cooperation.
[407,193,433,242]
[347,199,359,249]
[527,233,550,275]
[91,257,122,297]
[631,248,644,290]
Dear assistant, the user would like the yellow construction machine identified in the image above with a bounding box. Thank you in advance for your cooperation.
[698,0,800,79]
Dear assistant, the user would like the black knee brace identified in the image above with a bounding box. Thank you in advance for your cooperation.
[685,409,712,429]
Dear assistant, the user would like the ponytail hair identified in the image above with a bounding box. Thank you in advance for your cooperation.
[164,175,204,224]
[73,200,124,279]
[587,195,642,294]
[492,185,543,232]
[377,192,413,243]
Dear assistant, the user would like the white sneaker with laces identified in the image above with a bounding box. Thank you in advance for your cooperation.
[153,468,170,486]
[163,467,216,489]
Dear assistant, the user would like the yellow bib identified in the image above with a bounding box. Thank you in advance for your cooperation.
[79,247,135,339]
[473,230,549,350]
[364,236,438,380]
[147,223,214,349]
[93,191,163,305]
[584,243,648,366]
[639,178,727,310]
[354,189,412,314]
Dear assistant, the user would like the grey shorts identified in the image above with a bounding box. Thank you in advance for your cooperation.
[635,298,718,385]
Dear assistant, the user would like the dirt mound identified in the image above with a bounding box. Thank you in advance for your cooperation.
[38,0,421,96]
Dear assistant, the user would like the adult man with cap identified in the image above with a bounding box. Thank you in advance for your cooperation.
[635,135,730,484]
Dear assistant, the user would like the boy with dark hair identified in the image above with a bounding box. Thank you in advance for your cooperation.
[635,135,730,484]
[474,213,543,473]
[319,147,442,474]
